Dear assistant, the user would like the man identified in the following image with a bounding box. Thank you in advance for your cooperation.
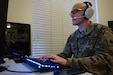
[39,2,113,75]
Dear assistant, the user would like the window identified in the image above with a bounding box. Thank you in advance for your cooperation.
[32,0,98,57]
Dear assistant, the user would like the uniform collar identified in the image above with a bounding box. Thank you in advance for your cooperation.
[75,21,95,38]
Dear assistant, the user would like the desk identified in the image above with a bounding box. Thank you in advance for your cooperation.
[0,59,93,75]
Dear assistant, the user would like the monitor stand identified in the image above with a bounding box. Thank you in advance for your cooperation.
[13,58,24,63]
[0,66,7,72]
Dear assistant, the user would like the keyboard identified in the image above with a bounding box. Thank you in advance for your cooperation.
[24,57,63,72]
[24,57,86,74]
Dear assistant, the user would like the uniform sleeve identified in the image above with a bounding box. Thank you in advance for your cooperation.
[57,35,73,58]
[67,28,113,75]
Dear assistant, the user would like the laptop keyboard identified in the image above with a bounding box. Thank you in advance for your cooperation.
[24,58,62,72]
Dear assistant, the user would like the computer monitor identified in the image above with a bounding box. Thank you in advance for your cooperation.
[108,21,113,31]
[0,23,6,64]
[5,22,31,61]
[0,0,8,72]
[0,22,7,72]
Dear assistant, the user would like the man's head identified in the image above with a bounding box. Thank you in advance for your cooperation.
[70,2,94,25]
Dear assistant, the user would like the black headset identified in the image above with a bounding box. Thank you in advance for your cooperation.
[83,1,94,19]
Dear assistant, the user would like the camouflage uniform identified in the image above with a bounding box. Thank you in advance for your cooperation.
[58,22,113,75]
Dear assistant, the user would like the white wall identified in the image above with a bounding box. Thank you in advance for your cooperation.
[7,0,32,24]
[7,0,113,26]
[98,0,113,25]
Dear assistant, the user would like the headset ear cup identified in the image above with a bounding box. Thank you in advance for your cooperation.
[84,7,94,19]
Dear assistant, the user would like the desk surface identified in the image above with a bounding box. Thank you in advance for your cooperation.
[0,59,93,75]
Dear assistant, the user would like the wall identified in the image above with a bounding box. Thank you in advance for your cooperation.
[7,0,32,24]
[7,0,113,26]
[98,0,113,25]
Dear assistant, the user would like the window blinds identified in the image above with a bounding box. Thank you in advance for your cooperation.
[32,0,98,57]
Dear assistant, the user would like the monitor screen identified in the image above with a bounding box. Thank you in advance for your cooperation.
[0,22,6,63]
[108,21,113,31]
[0,0,9,72]
[5,22,31,59]
[0,27,6,70]
[0,0,8,64]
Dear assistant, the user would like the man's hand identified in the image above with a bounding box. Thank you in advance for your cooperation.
[39,54,69,66]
